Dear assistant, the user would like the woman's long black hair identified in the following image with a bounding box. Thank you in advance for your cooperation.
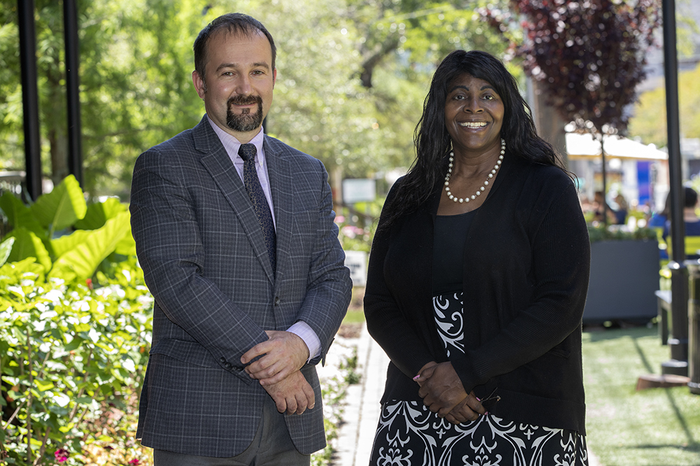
[380,50,568,230]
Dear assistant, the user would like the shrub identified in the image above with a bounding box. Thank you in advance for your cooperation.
[0,257,152,465]
[0,176,150,465]
[587,224,658,242]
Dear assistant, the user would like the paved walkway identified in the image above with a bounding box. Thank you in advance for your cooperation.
[329,323,602,466]
[331,323,389,466]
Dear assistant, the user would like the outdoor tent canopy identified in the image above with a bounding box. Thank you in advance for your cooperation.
[566,132,667,161]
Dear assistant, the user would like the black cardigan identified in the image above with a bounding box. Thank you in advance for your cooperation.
[364,152,591,434]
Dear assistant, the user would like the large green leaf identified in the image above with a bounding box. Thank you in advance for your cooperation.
[114,221,136,256]
[48,212,130,281]
[51,230,93,259]
[30,175,87,233]
[6,228,52,272]
[0,237,15,266]
[0,192,45,237]
[74,197,127,230]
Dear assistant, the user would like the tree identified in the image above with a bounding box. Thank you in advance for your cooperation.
[482,0,661,224]
[342,0,517,182]
[628,64,700,149]
[211,0,515,190]
[0,0,208,198]
[0,0,514,200]
[490,0,660,135]
[346,0,513,89]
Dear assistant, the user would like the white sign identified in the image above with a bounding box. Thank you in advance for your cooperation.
[344,250,367,287]
[342,179,376,204]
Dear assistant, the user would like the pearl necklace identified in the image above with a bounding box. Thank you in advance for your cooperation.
[444,138,505,203]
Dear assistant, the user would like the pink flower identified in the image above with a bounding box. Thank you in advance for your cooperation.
[128,460,140,465]
[54,448,69,463]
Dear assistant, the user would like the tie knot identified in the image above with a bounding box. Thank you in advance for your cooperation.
[238,143,257,162]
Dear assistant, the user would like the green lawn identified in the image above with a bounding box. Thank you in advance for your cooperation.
[583,326,700,465]
[344,289,700,465]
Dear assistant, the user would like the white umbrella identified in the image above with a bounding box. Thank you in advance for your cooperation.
[566,132,667,161]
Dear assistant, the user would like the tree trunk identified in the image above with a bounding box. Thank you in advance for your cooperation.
[49,128,68,189]
[530,79,568,167]
[330,165,343,212]
[359,35,400,89]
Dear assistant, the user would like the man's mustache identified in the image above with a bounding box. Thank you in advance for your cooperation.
[228,95,262,107]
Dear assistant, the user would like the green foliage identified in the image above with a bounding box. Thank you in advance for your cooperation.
[0,177,149,465]
[337,199,384,253]
[0,175,136,282]
[1,0,514,198]
[339,348,361,385]
[492,0,660,135]
[312,349,359,466]
[73,198,126,231]
[587,225,658,243]
[30,175,87,234]
[628,63,700,149]
[0,236,14,266]
[5,228,52,272]
[0,258,152,466]
[0,0,205,197]
[0,193,45,239]
[48,212,131,283]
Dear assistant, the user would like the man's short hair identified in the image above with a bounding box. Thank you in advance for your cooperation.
[193,13,276,83]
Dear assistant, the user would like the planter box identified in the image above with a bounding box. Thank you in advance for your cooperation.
[583,240,660,324]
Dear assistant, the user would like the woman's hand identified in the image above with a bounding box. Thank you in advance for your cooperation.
[414,361,439,383]
[415,361,469,417]
[444,391,486,425]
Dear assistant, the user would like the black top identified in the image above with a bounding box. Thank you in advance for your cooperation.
[433,211,476,294]
[364,153,591,434]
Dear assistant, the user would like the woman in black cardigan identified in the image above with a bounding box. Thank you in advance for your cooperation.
[364,50,591,465]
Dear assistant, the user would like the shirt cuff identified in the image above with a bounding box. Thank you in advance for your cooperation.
[288,321,321,363]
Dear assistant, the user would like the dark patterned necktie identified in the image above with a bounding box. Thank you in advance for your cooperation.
[238,143,276,271]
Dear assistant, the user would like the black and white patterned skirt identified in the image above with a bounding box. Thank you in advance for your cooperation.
[369,291,588,466]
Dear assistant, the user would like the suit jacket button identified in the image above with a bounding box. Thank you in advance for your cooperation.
[225,362,233,370]
[274,297,281,306]
[220,357,226,364]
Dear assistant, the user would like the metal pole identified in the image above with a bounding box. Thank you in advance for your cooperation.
[601,137,608,227]
[64,0,83,186]
[18,0,42,201]
[662,0,689,376]
[688,261,700,394]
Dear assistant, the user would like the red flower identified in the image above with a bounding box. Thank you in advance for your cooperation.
[54,448,69,463]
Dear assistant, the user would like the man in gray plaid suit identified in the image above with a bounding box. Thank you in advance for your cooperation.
[129,13,352,465]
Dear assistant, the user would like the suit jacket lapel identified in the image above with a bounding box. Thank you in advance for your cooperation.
[264,136,292,285]
[194,117,276,282]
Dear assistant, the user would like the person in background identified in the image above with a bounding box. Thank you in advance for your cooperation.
[659,187,700,238]
[682,187,700,235]
[647,193,670,230]
[592,190,616,224]
[364,50,591,465]
[648,193,671,260]
[613,193,628,225]
[130,13,352,465]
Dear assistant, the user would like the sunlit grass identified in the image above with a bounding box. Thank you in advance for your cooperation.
[583,326,700,465]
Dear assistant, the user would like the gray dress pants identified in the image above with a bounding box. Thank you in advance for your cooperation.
[153,396,310,466]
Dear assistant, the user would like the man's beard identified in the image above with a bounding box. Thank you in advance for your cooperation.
[226,95,264,132]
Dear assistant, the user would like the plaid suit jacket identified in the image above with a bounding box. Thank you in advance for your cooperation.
[129,116,352,457]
